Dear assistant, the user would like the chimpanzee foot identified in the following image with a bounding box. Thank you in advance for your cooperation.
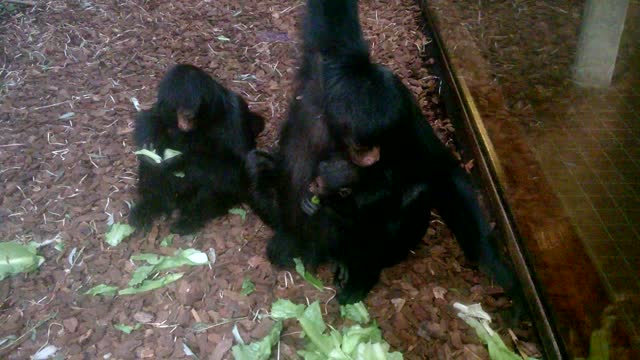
[332,263,349,288]
[335,268,380,304]
[266,233,298,268]
[170,217,204,235]
[337,285,369,305]
[129,205,156,234]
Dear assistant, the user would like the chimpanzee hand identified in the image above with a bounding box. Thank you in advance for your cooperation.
[161,152,185,172]
[136,150,185,173]
[302,158,358,215]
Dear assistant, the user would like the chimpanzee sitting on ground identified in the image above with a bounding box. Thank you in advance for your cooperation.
[130,64,264,235]
[246,0,518,306]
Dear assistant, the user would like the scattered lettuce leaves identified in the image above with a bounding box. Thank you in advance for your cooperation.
[135,149,163,164]
[54,242,65,252]
[124,249,209,290]
[135,148,182,164]
[105,223,135,247]
[160,234,174,247]
[131,248,209,271]
[231,321,282,360]
[128,265,155,287]
[270,299,305,321]
[85,284,118,296]
[341,325,382,354]
[136,148,183,178]
[340,302,371,324]
[114,323,142,334]
[297,301,334,355]
[353,342,403,360]
[454,302,537,360]
[0,241,45,281]
[86,248,208,296]
[119,273,184,295]
[163,148,182,160]
[228,207,247,221]
[293,258,324,291]
[272,300,402,360]
[240,278,255,296]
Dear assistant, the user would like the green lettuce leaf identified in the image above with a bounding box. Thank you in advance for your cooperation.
[105,223,135,247]
[0,241,44,281]
[118,273,184,295]
[294,258,324,291]
[231,321,283,360]
[240,278,256,296]
[270,299,305,320]
[84,284,118,296]
[340,302,371,324]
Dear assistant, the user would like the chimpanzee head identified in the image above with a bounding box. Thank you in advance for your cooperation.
[322,62,405,167]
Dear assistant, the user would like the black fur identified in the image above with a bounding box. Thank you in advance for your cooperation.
[130,64,264,234]
[247,0,517,304]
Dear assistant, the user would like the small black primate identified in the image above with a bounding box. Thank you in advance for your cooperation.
[130,64,264,235]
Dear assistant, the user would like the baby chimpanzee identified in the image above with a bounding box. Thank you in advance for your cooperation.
[130,64,264,234]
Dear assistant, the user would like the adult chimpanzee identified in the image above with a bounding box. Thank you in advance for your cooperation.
[130,64,264,235]
[246,0,518,305]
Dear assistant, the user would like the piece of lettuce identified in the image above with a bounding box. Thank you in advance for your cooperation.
[125,249,209,289]
[294,258,324,291]
[114,323,142,334]
[240,278,256,296]
[105,223,135,247]
[270,298,306,320]
[231,321,283,360]
[135,149,162,164]
[454,302,538,360]
[340,302,371,324]
[159,234,174,247]
[0,241,45,281]
[163,148,182,160]
[273,300,402,360]
[118,273,184,295]
[229,207,247,221]
[84,284,118,296]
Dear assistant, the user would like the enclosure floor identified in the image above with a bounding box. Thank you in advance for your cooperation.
[520,3,640,344]
[424,0,640,356]
[530,74,640,342]
[0,1,540,359]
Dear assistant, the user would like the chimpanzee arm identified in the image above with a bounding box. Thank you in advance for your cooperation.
[133,110,159,148]
[245,149,281,229]
[431,166,517,293]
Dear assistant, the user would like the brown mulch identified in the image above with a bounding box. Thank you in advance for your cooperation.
[0,1,539,359]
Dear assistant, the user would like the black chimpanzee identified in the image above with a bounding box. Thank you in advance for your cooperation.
[246,0,518,304]
[130,64,264,235]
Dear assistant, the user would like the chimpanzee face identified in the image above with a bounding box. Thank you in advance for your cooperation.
[348,144,380,167]
[176,108,196,132]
